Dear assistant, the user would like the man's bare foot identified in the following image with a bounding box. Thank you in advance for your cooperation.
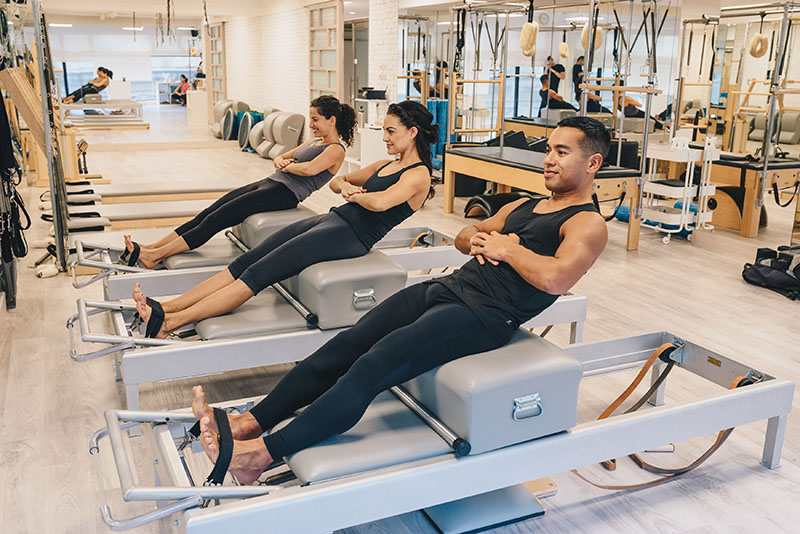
[192,386,216,431]
[191,386,261,440]
[199,417,273,485]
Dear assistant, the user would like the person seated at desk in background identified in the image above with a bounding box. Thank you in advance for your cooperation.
[172,75,191,106]
[539,75,577,118]
[62,67,112,104]
[618,95,664,130]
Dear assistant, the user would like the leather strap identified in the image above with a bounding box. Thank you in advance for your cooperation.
[573,348,752,491]
[144,297,165,338]
[772,181,799,208]
[205,407,234,486]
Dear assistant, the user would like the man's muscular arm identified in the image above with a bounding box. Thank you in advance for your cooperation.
[470,211,607,294]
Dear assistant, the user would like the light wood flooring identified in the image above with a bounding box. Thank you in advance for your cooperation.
[1,106,799,533]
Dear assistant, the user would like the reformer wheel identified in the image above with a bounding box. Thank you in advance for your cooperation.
[662,235,671,244]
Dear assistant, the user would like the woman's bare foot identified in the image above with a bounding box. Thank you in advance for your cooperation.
[124,235,160,269]
[133,283,149,320]
[132,283,170,338]
[199,416,273,485]
[191,386,262,440]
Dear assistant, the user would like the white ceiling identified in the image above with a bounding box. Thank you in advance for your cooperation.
[38,0,267,18]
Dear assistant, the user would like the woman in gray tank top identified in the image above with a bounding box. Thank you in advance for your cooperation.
[120,96,356,269]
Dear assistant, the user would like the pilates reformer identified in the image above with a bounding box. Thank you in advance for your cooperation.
[68,205,464,296]
[68,245,588,417]
[88,329,793,533]
[54,178,254,205]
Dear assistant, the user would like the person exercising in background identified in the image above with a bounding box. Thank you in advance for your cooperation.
[539,75,577,117]
[545,56,566,93]
[172,74,191,106]
[62,67,112,104]
[618,95,664,130]
[585,92,611,114]
[189,116,610,484]
[572,56,585,103]
[122,95,356,269]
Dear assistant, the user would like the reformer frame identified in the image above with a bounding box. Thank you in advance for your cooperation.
[88,331,793,532]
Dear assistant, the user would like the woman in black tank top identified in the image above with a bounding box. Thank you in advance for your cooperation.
[121,96,356,269]
[133,100,439,339]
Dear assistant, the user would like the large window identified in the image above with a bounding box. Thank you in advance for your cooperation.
[151,55,202,84]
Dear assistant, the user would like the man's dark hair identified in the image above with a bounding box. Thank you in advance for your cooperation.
[577,55,584,63]
[546,55,553,61]
[539,74,548,85]
[556,116,611,161]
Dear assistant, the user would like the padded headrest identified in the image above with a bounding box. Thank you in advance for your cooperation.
[402,330,582,455]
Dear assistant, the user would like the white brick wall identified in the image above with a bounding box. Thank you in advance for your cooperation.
[369,0,399,119]
[224,0,310,136]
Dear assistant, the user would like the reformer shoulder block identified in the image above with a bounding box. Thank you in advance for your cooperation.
[282,250,407,330]
[402,330,582,455]
[231,206,317,249]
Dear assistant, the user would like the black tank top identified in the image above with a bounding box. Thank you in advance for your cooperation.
[331,161,427,249]
[432,198,599,343]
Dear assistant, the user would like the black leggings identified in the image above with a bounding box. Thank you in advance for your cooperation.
[227,213,368,295]
[175,178,298,250]
[624,108,664,130]
[66,83,99,102]
[253,283,504,460]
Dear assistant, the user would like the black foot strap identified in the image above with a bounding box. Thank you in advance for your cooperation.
[119,241,140,266]
[144,297,165,338]
[205,407,234,486]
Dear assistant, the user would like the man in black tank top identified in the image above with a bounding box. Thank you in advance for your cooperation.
[191,118,612,483]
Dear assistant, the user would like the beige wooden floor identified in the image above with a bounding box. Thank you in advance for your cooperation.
[2,106,800,533]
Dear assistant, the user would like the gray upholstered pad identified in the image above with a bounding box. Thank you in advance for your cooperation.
[163,240,241,270]
[65,193,102,203]
[194,289,308,340]
[64,200,216,220]
[280,390,451,484]
[283,330,581,485]
[402,330,582,455]
[231,206,317,248]
[282,250,407,330]
[66,217,110,229]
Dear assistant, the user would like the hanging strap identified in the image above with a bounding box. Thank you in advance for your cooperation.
[772,180,800,207]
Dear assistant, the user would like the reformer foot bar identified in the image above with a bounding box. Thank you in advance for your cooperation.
[89,331,793,532]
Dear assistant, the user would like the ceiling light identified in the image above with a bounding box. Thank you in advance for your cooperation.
[177,27,196,31]
[349,12,356,15]
[122,26,143,31]
[438,21,452,25]
[48,23,73,28]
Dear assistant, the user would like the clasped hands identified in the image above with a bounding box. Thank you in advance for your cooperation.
[469,231,520,266]
[340,182,366,201]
